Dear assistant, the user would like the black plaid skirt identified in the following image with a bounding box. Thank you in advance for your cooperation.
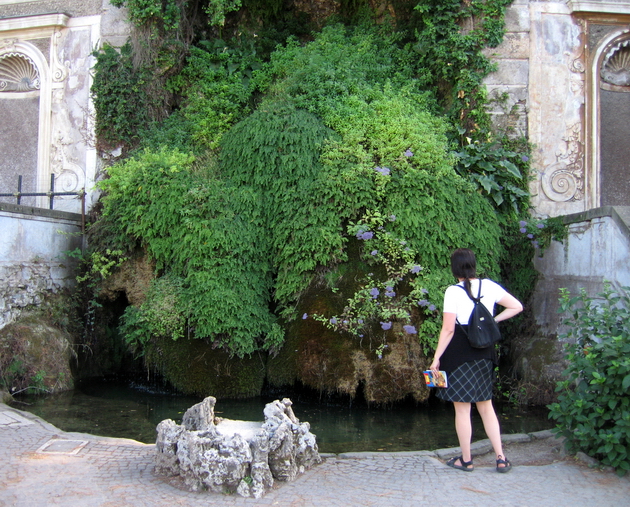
[435,359,494,403]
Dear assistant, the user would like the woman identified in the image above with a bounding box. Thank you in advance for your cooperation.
[430,248,523,473]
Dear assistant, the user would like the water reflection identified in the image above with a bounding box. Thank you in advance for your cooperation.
[10,378,551,453]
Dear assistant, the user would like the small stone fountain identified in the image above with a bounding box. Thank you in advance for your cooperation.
[155,396,321,498]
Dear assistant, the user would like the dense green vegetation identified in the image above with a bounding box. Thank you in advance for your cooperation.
[549,286,630,476]
[88,1,551,369]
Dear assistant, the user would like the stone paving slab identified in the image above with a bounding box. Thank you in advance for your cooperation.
[1,402,629,507]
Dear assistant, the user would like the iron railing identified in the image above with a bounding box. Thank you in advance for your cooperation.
[0,174,86,235]
[0,174,84,210]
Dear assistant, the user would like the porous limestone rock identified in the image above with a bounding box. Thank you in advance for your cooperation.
[155,396,321,498]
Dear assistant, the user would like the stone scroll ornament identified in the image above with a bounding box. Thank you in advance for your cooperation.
[155,397,321,499]
[601,39,630,88]
[541,164,581,202]
[541,123,584,203]
[0,53,40,92]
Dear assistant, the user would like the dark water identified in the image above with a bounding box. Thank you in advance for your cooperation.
[10,378,552,453]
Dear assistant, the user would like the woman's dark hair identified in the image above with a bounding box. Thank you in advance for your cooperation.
[451,248,477,299]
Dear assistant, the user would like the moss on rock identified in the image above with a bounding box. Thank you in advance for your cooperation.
[145,336,266,398]
[0,313,75,394]
[268,271,431,404]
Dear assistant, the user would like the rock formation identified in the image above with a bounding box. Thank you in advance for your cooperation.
[155,396,321,498]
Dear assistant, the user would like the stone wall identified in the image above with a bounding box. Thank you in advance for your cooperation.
[483,0,530,138]
[486,1,630,218]
[532,205,630,337]
[508,205,630,402]
[0,202,82,329]
[0,1,129,215]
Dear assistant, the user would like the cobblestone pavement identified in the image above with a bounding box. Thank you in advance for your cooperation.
[1,403,629,507]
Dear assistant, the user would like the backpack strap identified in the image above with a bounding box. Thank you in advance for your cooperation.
[458,279,482,303]
[455,280,483,331]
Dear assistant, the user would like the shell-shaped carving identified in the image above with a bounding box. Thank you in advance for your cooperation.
[601,40,630,87]
[0,53,40,92]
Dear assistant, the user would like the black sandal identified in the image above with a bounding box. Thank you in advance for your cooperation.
[496,455,512,473]
[446,456,474,472]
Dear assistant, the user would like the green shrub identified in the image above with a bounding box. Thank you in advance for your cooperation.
[549,285,630,476]
[94,19,519,359]
[98,148,280,356]
[413,0,512,135]
[167,37,262,150]
[119,275,187,356]
[92,43,150,150]
[220,26,503,350]
[220,101,341,310]
[255,24,432,117]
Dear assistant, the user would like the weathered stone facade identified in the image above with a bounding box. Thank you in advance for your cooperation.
[0,0,129,214]
[0,202,82,329]
[484,1,630,397]
[486,0,630,217]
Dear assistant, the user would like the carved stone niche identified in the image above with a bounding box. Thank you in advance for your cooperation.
[601,39,630,89]
[599,36,630,206]
[0,53,40,92]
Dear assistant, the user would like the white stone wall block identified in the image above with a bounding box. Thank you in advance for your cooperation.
[485,59,530,86]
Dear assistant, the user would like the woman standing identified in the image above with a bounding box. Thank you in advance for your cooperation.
[430,248,523,473]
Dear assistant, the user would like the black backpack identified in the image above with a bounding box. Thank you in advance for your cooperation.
[456,280,502,349]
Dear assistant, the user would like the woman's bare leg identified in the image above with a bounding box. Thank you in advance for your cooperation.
[476,399,506,466]
[453,401,473,467]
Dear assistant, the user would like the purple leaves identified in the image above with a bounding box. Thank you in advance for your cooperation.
[380,321,392,330]
[403,325,417,334]
[374,166,390,176]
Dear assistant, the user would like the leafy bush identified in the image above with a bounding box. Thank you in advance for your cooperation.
[110,0,241,29]
[549,285,630,476]
[219,26,503,351]
[255,24,432,117]
[98,148,281,356]
[94,24,507,358]
[167,37,262,150]
[119,275,187,356]
[453,138,529,213]
[92,43,150,150]
[413,0,512,135]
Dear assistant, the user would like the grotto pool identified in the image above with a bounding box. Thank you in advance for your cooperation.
[10,378,552,454]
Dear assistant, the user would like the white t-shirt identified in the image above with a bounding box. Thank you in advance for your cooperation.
[443,278,508,324]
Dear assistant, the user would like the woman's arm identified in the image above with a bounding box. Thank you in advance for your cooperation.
[494,293,523,323]
[430,312,456,374]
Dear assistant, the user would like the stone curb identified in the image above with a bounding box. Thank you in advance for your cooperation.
[3,402,565,466]
[0,403,155,447]
[329,430,559,461]
[335,450,437,459]
[575,451,615,472]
